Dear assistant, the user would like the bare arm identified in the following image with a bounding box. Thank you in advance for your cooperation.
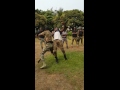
[52,31,54,35]
[61,25,67,32]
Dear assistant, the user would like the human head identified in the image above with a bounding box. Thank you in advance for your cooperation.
[54,27,58,31]
[44,25,50,31]
[74,27,76,30]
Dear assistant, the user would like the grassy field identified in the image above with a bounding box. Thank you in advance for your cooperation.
[35,36,84,90]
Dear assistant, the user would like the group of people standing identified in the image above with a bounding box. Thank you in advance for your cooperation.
[36,26,84,69]
[71,27,84,47]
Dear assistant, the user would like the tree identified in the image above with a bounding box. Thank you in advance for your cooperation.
[35,8,84,30]
[52,8,64,28]
[35,12,47,27]
[44,10,54,30]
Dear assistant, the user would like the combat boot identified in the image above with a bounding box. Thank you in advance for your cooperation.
[64,54,67,60]
[40,61,46,69]
[55,57,59,63]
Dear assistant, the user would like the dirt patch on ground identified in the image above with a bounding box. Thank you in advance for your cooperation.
[35,39,84,90]
[35,71,74,90]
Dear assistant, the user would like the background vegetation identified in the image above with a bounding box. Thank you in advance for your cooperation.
[35,8,84,32]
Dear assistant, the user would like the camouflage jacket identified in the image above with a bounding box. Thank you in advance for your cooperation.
[38,30,52,42]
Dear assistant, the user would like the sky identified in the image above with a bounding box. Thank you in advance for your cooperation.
[35,0,84,11]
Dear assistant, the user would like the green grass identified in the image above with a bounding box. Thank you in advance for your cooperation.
[44,50,84,78]
[43,50,84,89]
[36,36,84,89]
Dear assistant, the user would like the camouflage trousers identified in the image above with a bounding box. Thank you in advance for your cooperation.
[71,37,77,45]
[62,38,68,48]
[53,39,66,57]
[76,36,83,45]
[40,42,53,61]
[39,38,46,50]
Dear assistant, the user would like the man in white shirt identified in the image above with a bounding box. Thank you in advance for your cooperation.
[53,27,67,63]
[54,29,62,40]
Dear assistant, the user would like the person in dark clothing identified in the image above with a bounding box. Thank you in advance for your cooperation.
[71,27,78,47]
[77,27,84,45]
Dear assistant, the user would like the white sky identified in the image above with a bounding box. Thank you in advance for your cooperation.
[35,0,84,11]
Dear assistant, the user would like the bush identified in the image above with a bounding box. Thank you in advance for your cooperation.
[67,31,72,36]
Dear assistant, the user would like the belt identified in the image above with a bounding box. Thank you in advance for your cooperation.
[46,41,53,43]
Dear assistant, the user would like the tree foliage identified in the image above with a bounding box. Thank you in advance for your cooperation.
[35,8,84,30]
[35,12,47,27]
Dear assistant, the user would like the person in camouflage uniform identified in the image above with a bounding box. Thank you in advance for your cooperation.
[37,27,46,50]
[53,27,67,63]
[71,27,78,47]
[51,30,55,38]
[38,28,54,69]
[77,27,84,45]
[61,28,68,49]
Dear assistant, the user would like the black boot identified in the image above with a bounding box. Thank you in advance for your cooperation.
[55,57,58,63]
[64,54,67,60]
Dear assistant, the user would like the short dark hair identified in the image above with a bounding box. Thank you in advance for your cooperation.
[45,25,50,30]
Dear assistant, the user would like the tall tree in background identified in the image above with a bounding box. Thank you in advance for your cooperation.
[35,8,84,30]
[35,12,47,28]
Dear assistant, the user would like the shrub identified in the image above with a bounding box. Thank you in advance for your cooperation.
[67,31,72,36]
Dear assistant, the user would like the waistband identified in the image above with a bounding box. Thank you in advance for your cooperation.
[46,41,53,43]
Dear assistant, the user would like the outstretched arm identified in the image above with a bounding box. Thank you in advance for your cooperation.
[38,31,45,36]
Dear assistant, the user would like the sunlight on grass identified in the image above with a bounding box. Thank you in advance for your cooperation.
[45,50,84,76]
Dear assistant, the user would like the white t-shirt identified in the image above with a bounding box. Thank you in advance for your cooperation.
[54,31,62,40]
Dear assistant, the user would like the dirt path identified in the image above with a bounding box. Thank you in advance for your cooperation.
[35,39,84,90]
